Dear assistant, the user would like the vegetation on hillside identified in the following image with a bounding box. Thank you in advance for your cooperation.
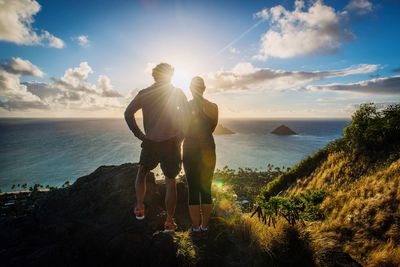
[252,103,400,266]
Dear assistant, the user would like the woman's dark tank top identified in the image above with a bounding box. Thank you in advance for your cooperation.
[185,98,215,146]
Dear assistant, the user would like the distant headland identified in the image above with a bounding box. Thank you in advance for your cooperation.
[214,124,235,135]
[271,125,297,135]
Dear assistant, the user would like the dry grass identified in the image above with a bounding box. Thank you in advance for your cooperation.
[175,184,315,266]
[289,154,400,266]
[368,240,400,267]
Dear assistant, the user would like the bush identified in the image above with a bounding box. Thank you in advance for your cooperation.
[253,190,325,227]
[344,103,400,152]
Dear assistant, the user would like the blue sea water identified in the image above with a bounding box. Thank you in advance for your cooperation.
[0,118,349,190]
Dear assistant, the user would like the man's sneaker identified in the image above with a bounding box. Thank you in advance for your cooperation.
[164,219,178,233]
[134,206,145,220]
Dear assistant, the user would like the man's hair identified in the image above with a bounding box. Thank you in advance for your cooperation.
[152,63,174,83]
[190,76,206,95]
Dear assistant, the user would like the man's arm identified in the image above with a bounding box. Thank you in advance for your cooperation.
[124,93,146,141]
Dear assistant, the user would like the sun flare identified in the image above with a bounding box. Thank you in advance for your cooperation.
[172,68,193,91]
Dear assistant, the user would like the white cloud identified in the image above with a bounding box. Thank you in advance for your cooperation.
[308,76,400,94]
[42,31,65,48]
[254,0,352,60]
[0,58,48,110]
[205,62,378,92]
[345,0,373,15]
[98,75,122,97]
[58,62,94,90]
[0,57,44,77]
[0,0,65,48]
[1,59,124,112]
[228,47,240,54]
[50,62,123,102]
[74,35,90,47]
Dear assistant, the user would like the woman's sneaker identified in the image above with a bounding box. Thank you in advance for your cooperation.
[189,226,202,241]
[200,226,208,232]
[134,206,145,220]
[164,219,178,233]
[200,226,209,239]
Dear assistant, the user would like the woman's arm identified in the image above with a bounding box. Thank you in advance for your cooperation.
[203,100,218,132]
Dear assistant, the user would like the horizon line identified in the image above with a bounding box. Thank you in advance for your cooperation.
[0,116,352,120]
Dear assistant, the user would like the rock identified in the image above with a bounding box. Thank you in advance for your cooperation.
[271,125,297,135]
[0,163,190,267]
[214,124,235,135]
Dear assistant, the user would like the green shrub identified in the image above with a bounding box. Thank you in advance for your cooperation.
[252,190,325,227]
[344,103,400,152]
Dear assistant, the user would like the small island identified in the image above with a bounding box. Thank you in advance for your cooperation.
[214,124,235,135]
[271,125,297,135]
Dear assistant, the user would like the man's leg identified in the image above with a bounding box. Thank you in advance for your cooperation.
[162,137,181,226]
[135,165,147,209]
[165,177,177,221]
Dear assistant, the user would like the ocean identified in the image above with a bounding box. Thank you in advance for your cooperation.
[0,118,349,190]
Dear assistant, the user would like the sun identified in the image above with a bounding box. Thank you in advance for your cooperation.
[172,68,193,91]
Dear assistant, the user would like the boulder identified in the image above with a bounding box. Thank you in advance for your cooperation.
[0,163,190,267]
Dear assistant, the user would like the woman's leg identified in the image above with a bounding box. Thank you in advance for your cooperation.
[188,205,201,228]
[199,148,216,228]
[200,179,212,228]
[183,145,202,228]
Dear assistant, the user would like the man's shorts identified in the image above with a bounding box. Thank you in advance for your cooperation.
[139,137,182,178]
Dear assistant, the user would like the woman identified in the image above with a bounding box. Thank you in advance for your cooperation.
[183,76,218,235]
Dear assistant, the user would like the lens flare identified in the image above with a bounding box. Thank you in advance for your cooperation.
[215,180,224,189]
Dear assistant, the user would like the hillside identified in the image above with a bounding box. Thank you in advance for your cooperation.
[256,103,400,266]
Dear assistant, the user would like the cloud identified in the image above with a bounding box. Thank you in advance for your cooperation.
[345,0,373,15]
[41,31,65,48]
[74,35,90,47]
[0,59,48,111]
[1,59,124,112]
[0,57,44,77]
[52,62,95,93]
[228,47,240,54]
[98,75,122,97]
[308,76,400,94]
[0,0,65,48]
[46,62,123,103]
[254,0,353,60]
[205,62,378,92]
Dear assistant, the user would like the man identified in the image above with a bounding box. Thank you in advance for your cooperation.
[124,63,188,232]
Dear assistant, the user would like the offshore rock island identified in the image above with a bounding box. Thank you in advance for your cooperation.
[271,124,297,135]
[213,124,235,135]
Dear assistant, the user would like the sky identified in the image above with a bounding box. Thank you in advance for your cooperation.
[0,0,399,118]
